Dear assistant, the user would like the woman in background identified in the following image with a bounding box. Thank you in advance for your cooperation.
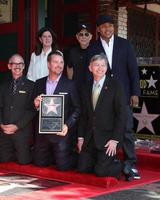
[27,27,58,82]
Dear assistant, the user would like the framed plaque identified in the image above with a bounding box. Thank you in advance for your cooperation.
[39,95,64,134]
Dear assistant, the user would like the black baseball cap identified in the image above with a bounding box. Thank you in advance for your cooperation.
[77,24,91,33]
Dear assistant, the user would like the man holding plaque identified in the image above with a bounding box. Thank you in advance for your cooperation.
[33,50,81,171]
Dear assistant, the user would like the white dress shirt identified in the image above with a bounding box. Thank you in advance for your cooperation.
[100,35,114,69]
[27,48,52,82]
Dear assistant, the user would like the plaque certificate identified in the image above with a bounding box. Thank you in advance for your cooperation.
[39,95,64,134]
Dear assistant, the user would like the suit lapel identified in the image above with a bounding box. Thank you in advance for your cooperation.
[17,77,25,92]
[42,77,47,94]
[112,36,119,71]
[87,81,94,111]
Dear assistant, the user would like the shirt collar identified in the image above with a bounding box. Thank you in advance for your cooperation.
[47,73,62,84]
[93,75,106,88]
[100,34,114,46]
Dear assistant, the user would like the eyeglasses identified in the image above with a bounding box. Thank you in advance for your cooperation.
[78,32,90,37]
[9,62,25,68]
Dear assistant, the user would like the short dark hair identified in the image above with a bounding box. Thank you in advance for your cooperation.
[47,50,63,62]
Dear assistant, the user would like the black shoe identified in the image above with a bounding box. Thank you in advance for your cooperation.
[124,166,141,181]
[130,168,141,180]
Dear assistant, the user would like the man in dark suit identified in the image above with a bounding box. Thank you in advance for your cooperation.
[77,54,126,178]
[86,15,141,180]
[0,54,35,164]
[33,50,81,171]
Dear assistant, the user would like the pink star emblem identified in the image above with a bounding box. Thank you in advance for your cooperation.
[133,102,159,134]
[44,98,60,114]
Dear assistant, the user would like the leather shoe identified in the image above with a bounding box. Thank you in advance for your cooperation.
[123,165,141,181]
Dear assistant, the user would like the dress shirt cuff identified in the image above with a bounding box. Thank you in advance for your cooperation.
[78,137,84,140]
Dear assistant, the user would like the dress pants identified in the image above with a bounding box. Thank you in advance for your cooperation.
[123,106,137,169]
[34,134,77,171]
[0,131,31,165]
[77,137,121,178]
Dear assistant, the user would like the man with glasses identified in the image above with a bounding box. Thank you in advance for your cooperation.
[0,54,35,164]
[67,24,92,92]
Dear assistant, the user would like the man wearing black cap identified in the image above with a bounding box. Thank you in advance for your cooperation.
[87,15,141,181]
[67,24,92,92]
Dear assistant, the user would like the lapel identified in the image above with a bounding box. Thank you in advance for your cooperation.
[87,80,94,111]
[13,76,26,96]
[98,38,106,54]
[94,76,109,111]
[112,35,119,71]
[40,77,47,94]
[17,76,26,92]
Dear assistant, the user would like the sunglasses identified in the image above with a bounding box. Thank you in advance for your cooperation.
[78,32,90,37]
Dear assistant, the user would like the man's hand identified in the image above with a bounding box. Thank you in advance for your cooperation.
[56,124,68,136]
[77,138,84,153]
[104,140,118,156]
[34,94,43,110]
[1,124,18,134]
[130,96,139,108]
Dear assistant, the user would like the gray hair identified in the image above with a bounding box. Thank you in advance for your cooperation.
[89,53,108,67]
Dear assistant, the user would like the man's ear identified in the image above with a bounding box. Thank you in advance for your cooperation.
[8,64,12,70]
[76,34,79,41]
[88,64,92,72]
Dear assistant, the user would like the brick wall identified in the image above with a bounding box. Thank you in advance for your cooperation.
[118,7,128,39]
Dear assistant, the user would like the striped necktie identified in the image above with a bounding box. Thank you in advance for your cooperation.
[12,80,17,95]
[92,83,100,110]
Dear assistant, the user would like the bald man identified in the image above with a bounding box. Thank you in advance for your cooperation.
[0,54,35,164]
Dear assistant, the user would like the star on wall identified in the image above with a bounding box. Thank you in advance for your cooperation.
[133,102,159,134]
[141,68,147,75]
[44,98,60,114]
[146,75,157,88]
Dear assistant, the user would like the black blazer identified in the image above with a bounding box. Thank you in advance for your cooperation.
[0,76,35,133]
[87,36,141,105]
[34,75,81,133]
[78,76,126,150]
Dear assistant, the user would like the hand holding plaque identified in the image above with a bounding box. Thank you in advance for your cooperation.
[39,95,64,134]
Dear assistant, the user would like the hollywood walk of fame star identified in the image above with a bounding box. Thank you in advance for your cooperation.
[133,102,159,134]
[141,68,147,75]
[146,75,158,89]
[44,98,60,114]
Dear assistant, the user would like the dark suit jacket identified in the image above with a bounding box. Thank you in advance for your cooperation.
[0,76,35,134]
[34,75,81,139]
[78,76,126,150]
[87,36,141,105]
